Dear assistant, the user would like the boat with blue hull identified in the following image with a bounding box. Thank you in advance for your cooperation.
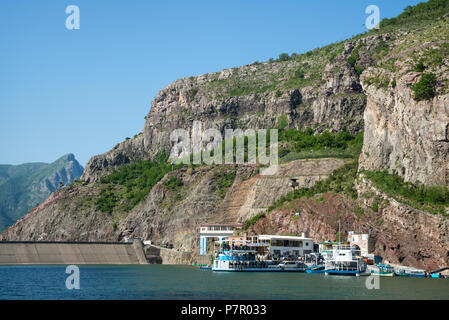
[305,265,325,274]
[394,267,427,277]
[409,269,427,278]
[324,244,368,277]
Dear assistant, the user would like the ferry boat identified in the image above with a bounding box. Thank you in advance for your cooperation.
[370,264,394,277]
[324,244,368,276]
[211,241,307,272]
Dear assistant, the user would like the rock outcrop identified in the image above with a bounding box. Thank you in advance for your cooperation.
[81,45,366,183]
[359,67,449,186]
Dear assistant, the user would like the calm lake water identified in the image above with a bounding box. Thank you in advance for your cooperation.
[1,264,448,300]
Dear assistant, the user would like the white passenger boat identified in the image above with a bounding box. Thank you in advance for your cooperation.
[211,241,306,272]
[324,244,368,276]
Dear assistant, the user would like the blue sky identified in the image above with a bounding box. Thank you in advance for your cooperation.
[0,0,423,166]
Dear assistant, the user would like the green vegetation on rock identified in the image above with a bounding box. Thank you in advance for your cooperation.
[278,128,363,161]
[411,73,436,101]
[213,168,237,199]
[378,0,449,31]
[96,152,183,213]
[363,170,449,215]
[163,176,184,191]
[243,213,266,229]
[347,43,365,75]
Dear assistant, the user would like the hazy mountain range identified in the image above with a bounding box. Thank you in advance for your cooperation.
[0,154,83,232]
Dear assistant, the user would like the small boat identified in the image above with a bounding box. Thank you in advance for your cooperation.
[409,269,427,278]
[394,267,427,277]
[306,265,325,274]
[430,273,441,278]
[394,269,410,277]
[199,266,212,270]
[371,264,394,277]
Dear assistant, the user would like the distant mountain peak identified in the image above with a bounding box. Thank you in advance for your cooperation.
[0,154,84,232]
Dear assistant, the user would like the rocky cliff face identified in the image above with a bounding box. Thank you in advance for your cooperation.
[357,15,449,186]
[82,41,367,182]
[359,67,449,186]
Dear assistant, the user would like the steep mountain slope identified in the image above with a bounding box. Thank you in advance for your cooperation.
[2,0,449,269]
[1,159,346,252]
[0,154,83,232]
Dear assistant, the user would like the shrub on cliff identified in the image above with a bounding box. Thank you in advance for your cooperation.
[164,176,183,191]
[413,59,426,72]
[243,213,266,229]
[96,186,118,214]
[278,53,290,61]
[411,73,436,101]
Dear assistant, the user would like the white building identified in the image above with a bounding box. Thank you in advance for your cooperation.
[199,224,242,255]
[256,234,314,257]
[347,231,370,256]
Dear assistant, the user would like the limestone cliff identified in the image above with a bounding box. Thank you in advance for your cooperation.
[82,40,367,182]
[359,59,449,186]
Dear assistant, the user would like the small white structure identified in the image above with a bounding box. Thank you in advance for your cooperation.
[256,234,314,257]
[199,224,242,255]
[347,231,370,256]
[123,237,139,243]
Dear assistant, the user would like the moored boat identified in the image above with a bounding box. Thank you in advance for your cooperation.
[324,244,368,276]
[211,240,306,272]
[305,265,325,274]
[394,267,427,277]
[409,269,427,278]
[394,268,410,277]
[370,264,394,277]
[430,273,441,278]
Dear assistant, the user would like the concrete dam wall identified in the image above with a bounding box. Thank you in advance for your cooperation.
[0,240,148,265]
